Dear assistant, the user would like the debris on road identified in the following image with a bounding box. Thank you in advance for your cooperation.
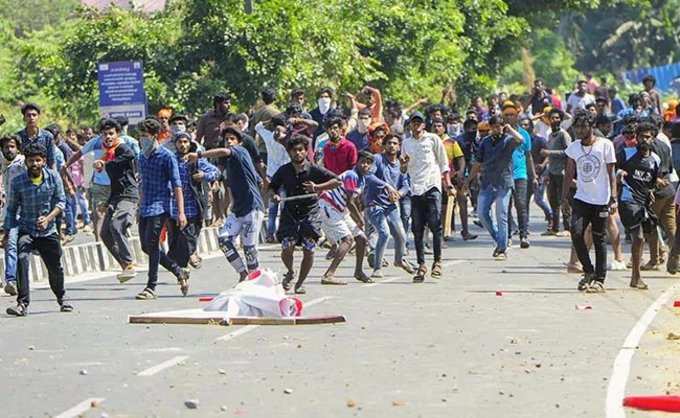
[283,388,293,394]
[184,399,200,409]
[667,332,680,341]
[496,291,503,296]
[392,400,406,406]
[575,304,592,310]
[79,369,88,375]
[673,300,680,307]
[218,368,227,375]
[346,399,357,408]
[623,395,680,412]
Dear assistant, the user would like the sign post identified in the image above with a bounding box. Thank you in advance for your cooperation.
[97,61,147,124]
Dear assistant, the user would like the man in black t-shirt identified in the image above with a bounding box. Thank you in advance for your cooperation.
[616,122,660,289]
[95,118,140,283]
[269,135,339,294]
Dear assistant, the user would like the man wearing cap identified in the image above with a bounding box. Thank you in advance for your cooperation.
[401,111,453,282]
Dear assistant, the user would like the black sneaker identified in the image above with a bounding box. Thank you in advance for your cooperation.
[520,237,530,249]
[577,273,595,292]
[4,281,17,296]
[59,302,74,313]
[492,247,500,258]
[7,303,28,317]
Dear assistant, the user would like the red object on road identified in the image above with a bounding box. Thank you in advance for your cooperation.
[495,291,503,296]
[199,296,214,302]
[575,304,592,310]
[673,300,680,307]
[623,395,680,412]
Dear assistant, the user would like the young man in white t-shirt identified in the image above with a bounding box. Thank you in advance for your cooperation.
[562,111,618,292]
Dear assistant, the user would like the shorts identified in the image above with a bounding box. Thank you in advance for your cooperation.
[89,183,111,211]
[619,201,656,236]
[276,210,322,246]
[319,202,363,244]
[219,209,264,246]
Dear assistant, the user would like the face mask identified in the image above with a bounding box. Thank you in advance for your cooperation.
[140,137,157,157]
[171,125,186,135]
[357,119,369,133]
[318,97,331,114]
[447,123,462,137]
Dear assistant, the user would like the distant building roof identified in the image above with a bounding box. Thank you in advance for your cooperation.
[81,0,166,13]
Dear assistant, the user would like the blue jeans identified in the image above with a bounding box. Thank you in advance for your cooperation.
[64,194,77,235]
[267,201,278,238]
[4,226,18,283]
[530,178,552,220]
[76,187,91,225]
[367,205,407,269]
[478,185,512,252]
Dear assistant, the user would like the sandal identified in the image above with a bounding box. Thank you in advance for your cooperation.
[413,264,427,283]
[354,272,374,283]
[282,271,295,291]
[395,260,415,274]
[135,288,157,300]
[321,275,347,285]
[629,279,649,290]
[178,268,190,297]
[431,261,442,278]
[294,283,306,295]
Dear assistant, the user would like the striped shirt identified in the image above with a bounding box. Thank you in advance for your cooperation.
[319,169,363,213]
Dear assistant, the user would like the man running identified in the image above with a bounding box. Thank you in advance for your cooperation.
[401,112,453,281]
[4,143,73,316]
[562,111,617,293]
[269,135,339,294]
[309,151,375,285]
[366,134,415,278]
[0,135,25,296]
[616,121,660,289]
[168,133,219,279]
[188,127,264,283]
[93,118,139,283]
[135,118,189,300]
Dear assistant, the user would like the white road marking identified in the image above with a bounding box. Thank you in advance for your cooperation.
[140,347,183,353]
[54,398,105,418]
[605,283,680,418]
[137,355,189,377]
[363,276,401,288]
[214,296,334,342]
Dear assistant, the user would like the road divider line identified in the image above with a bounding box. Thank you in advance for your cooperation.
[605,283,680,418]
[137,355,189,377]
[215,296,334,343]
[55,398,105,418]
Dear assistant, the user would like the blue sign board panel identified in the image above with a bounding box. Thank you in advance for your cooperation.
[97,61,147,123]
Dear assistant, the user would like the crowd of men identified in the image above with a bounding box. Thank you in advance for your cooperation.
[1,73,679,316]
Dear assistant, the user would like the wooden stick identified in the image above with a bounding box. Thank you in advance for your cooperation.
[128,316,227,325]
[280,193,317,202]
[443,192,455,237]
[228,315,346,326]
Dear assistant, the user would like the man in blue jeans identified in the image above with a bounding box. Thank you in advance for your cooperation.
[0,134,26,296]
[502,102,537,249]
[366,134,415,278]
[468,116,525,260]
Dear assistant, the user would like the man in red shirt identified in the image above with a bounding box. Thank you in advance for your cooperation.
[322,116,358,175]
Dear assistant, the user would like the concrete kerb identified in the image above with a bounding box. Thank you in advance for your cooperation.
[0,227,227,284]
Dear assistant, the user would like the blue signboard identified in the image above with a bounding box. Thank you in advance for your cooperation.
[97,61,147,123]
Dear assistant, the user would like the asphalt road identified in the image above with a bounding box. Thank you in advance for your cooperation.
[1,209,679,418]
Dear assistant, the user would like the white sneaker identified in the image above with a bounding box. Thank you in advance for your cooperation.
[608,260,627,271]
